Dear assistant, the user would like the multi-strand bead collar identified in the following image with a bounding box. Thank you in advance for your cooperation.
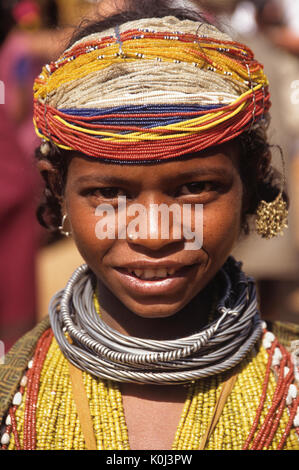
[2,321,299,449]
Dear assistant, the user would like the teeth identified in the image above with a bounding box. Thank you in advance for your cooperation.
[129,267,177,279]
[134,269,143,277]
[143,269,156,279]
[156,268,167,278]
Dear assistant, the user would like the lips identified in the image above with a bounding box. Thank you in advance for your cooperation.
[113,262,199,296]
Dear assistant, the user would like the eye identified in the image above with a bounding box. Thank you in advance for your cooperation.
[83,187,127,200]
[176,181,218,196]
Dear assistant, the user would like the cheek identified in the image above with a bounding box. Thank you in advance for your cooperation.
[202,187,242,256]
[66,198,114,267]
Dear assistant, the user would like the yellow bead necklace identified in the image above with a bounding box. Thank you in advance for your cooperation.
[6,294,299,450]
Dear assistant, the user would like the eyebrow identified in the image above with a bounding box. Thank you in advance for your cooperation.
[75,175,131,185]
[74,167,231,186]
[175,167,231,180]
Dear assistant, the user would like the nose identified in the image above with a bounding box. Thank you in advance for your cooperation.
[126,194,184,251]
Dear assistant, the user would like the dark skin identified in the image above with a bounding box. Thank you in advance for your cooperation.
[38,142,244,449]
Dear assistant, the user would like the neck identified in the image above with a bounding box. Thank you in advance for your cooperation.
[96,279,216,341]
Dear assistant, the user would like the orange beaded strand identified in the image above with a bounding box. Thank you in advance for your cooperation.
[23,329,54,450]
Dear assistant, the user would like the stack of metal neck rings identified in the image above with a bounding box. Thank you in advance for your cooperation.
[49,256,263,385]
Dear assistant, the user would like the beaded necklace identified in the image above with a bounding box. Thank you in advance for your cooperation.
[2,321,299,450]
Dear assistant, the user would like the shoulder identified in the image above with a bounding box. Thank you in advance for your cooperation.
[268,320,299,351]
[0,317,51,423]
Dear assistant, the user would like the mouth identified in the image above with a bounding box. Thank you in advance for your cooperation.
[117,265,194,281]
[111,263,200,298]
[120,266,187,281]
[108,255,203,299]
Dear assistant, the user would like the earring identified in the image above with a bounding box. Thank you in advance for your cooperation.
[255,191,288,239]
[256,145,289,239]
[58,214,71,237]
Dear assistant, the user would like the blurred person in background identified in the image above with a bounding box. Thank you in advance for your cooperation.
[0,1,41,350]
[0,0,66,160]
[0,0,68,350]
[256,0,299,55]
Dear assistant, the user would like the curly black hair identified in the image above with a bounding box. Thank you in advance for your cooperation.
[34,0,288,236]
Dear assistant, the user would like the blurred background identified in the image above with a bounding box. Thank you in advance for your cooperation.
[0,0,299,351]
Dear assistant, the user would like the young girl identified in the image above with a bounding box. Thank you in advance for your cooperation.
[1,0,298,451]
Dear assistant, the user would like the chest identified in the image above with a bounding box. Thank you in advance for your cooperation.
[121,392,187,450]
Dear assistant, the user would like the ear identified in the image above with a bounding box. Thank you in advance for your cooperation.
[36,159,54,173]
[37,159,64,205]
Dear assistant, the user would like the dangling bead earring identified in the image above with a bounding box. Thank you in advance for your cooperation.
[255,148,288,239]
[58,214,71,237]
[255,191,288,239]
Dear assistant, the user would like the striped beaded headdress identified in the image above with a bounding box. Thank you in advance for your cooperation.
[33,16,270,163]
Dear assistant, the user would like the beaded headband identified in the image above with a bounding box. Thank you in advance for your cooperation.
[33,16,270,163]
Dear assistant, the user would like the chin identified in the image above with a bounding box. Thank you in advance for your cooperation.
[123,300,184,319]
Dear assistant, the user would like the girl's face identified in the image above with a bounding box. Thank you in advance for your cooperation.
[63,143,243,319]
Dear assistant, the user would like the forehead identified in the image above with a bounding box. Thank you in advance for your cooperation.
[68,142,240,185]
